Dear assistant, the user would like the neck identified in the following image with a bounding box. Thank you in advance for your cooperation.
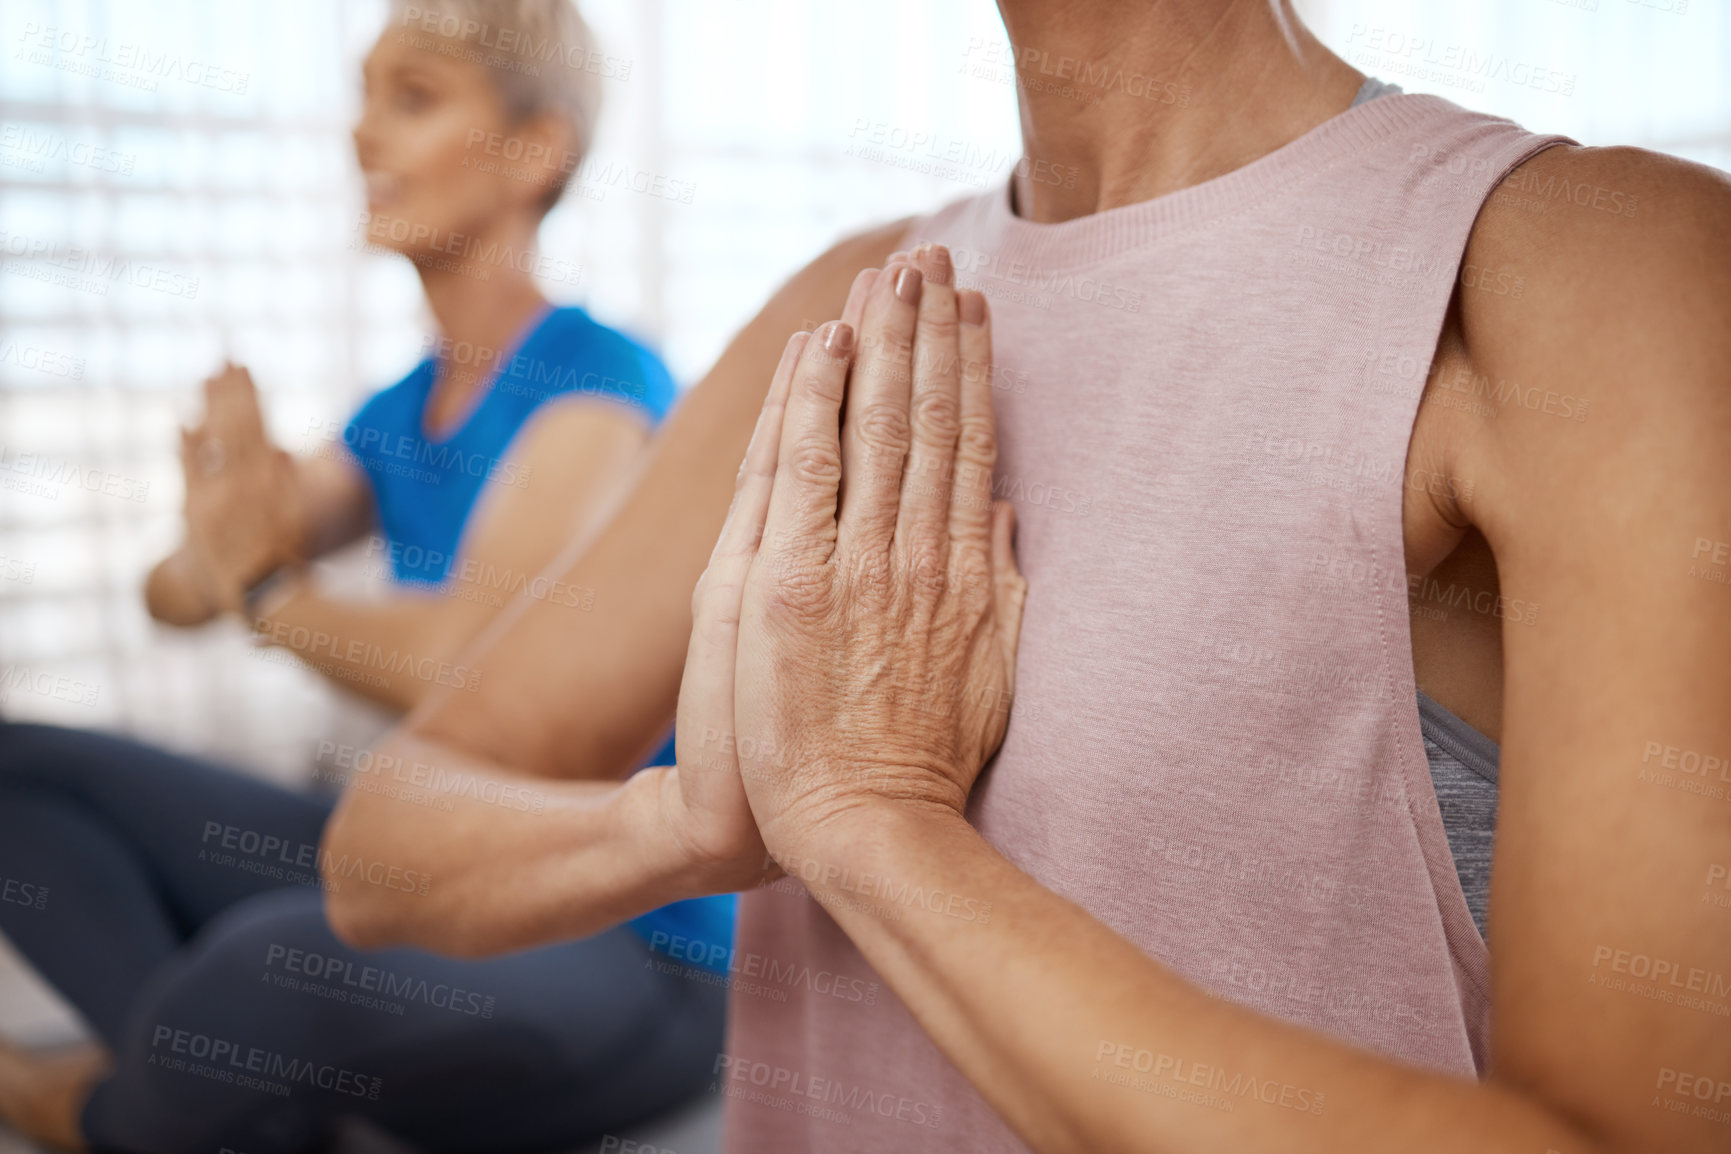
[414,211,549,392]
[999,0,1363,223]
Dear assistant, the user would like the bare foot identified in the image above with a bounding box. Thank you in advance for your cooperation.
[0,1038,108,1152]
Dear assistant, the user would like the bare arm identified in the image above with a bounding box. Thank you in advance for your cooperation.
[321,731,705,956]
[322,355,802,951]
[294,451,376,557]
[404,221,912,777]
[252,398,649,710]
[733,149,1731,1153]
[322,230,900,948]
[798,807,1601,1154]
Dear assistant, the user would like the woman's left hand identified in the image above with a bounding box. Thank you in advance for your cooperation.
[731,245,1028,862]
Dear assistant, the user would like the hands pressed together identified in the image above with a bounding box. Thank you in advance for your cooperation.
[666,244,1027,886]
[168,363,306,619]
[155,247,1025,900]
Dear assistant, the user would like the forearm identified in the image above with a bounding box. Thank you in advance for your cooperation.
[253,581,486,711]
[322,731,711,956]
[794,804,1607,1154]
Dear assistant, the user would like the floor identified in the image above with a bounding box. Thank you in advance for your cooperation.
[0,936,723,1154]
[0,618,723,1154]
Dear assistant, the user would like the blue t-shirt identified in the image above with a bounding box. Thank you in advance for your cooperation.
[343,306,736,973]
[345,306,676,586]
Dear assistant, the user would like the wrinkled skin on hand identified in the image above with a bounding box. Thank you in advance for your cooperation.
[179,363,306,610]
[662,336,798,888]
[730,245,1027,861]
[663,267,881,888]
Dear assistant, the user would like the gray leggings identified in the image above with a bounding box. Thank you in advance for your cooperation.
[0,722,723,1154]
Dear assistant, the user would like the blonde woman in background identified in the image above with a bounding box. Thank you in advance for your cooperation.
[0,4,729,1150]
[148,0,652,711]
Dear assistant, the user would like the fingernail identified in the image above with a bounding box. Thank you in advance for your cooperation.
[824,322,854,356]
[895,267,924,305]
[959,290,986,326]
[924,246,954,287]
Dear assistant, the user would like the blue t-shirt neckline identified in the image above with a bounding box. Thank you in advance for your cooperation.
[417,303,556,447]
[344,304,677,587]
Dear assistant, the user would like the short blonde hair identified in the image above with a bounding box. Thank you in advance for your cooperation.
[390,0,607,208]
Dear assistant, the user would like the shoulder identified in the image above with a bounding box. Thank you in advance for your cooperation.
[346,359,432,446]
[1453,144,1731,530]
[531,307,678,420]
[1464,143,1731,351]
[495,316,660,470]
[509,388,653,465]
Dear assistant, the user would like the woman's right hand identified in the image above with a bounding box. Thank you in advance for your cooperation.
[661,268,881,891]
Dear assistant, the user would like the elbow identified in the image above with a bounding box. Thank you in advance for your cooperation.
[324,881,512,960]
[319,818,504,958]
[324,882,399,951]
[319,800,415,951]
[318,736,546,959]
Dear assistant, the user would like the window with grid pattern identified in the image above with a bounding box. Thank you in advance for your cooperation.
[0,0,1725,786]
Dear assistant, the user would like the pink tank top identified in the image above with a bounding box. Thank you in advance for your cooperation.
[723,94,1568,1152]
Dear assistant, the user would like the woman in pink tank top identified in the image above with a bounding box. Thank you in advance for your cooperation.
[283,3,1731,1153]
[698,4,1731,1154]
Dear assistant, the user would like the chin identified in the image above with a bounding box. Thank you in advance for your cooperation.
[361,204,460,258]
